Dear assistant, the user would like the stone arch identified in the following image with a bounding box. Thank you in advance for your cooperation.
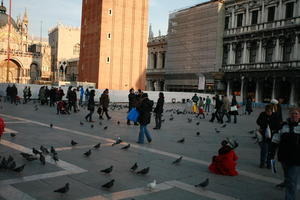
[0,59,22,83]
[30,62,40,82]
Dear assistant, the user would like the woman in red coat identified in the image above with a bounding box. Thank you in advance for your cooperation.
[209,140,238,176]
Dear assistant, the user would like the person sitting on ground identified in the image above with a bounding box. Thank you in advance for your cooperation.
[57,101,70,115]
[209,140,238,176]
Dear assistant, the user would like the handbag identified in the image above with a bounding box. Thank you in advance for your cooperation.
[230,105,238,111]
[127,108,140,122]
[265,125,271,139]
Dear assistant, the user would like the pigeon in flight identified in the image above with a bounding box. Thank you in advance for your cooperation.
[130,163,138,172]
[172,156,183,165]
[121,144,130,150]
[195,178,209,188]
[100,165,113,174]
[137,167,150,175]
[84,149,92,157]
[71,140,78,146]
[102,179,114,189]
[54,183,70,194]
[177,138,185,143]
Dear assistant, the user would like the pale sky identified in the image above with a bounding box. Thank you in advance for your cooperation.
[11,0,206,39]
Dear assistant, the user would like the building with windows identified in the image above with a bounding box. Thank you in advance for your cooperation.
[48,24,80,82]
[78,0,149,90]
[0,1,51,84]
[146,32,167,91]
[222,0,300,105]
[164,0,225,92]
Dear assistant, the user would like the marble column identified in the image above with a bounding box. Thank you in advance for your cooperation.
[240,77,245,104]
[289,81,295,106]
[261,1,265,23]
[278,0,282,20]
[242,42,248,63]
[258,40,262,62]
[294,36,299,60]
[229,44,234,64]
[255,80,260,103]
[157,52,162,69]
[231,9,235,28]
[154,81,160,91]
[226,81,231,97]
[271,78,276,99]
[275,38,280,61]
[245,6,250,26]
[149,53,154,69]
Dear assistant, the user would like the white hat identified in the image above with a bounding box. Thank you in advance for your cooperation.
[270,99,279,104]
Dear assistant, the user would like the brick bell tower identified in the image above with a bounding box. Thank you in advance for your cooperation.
[78,0,149,90]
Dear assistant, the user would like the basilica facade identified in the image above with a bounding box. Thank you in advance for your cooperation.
[0,1,51,84]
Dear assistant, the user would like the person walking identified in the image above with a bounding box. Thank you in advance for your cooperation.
[137,93,154,144]
[127,88,138,125]
[84,88,90,106]
[245,96,253,115]
[256,104,281,168]
[205,96,211,112]
[69,88,78,113]
[99,89,111,120]
[269,107,300,200]
[192,94,199,113]
[6,85,11,102]
[79,86,84,106]
[23,86,28,104]
[49,87,56,107]
[10,84,18,105]
[221,95,231,123]
[57,87,65,101]
[85,90,95,122]
[197,97,205,119]
[210,95,223,123]
[229,95,239,124]
[153,92,164,130]
[27,87,32,102]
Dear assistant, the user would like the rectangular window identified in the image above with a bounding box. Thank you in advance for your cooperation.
[225,16,230,29]
[237,14,243,27]
[268,6,275,22]
[285,2,294,19]
[235,44,242,64]
[251,10,258,25]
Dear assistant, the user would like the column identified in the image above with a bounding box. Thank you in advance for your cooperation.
[242,42,248,63]
[245,6,250,26]
[231,9,235,28]
[154,81,160,91]
[277,0,282,20]
[149,53,154,69]
[226,81,231,97]
[229,43,234,64]
[275,38,280,61]
[255,80,260,103]
[271,78,276,99]
[157,52,162,69]
[240,77,245,104]
[289,81,295,106]
[258,40,262,62]
[148,53,152,69]
[294,36,299,60]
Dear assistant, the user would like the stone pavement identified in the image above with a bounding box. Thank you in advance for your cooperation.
[0,101,299,200]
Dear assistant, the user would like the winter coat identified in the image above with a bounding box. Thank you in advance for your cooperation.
[137,98,154,126]
[209,146,238,176]
[222,97,230,112]
[192,95,199,103]
[128,93,137,108]
[256,111,281,141]
[215,98,223,112]
[87,93,95,111]
[100,93,110,108]
[245,98,253,113]
[229,98,238,115]
[154,97,164,114]
[69,91,77,103]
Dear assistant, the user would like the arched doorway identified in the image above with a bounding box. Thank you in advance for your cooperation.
[0,59,22,83]
[30,63,40,82]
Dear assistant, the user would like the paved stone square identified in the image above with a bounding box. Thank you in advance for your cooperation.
[0,101,299,200]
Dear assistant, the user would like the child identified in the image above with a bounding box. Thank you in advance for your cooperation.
[0,117,5,141]
[197,106,205,119]
[209,140,238,176]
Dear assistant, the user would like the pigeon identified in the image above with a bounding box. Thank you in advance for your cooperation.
[100,165,113,174]
[40,154,46,165]
[32,148,41,155]
[221,124,227,128]
[172,156,183,164]
[195,178,209,188]
[52,153,59,163]
[188,118,192,123]
[50,124,53,128]
[121,144,130,150]
[104,126,108,130]
[196,122,200,126]
[91,124,94,128]
[94,143,101,149]
[130,162,138,172]
[196,132,200,136]
[177,138,185,143]
[84,149,92,157]
[40,146,49,154]
[248,130,255,134]
[51,146,56,154]
[20,152,33,159]
[25,156,38,162]
[1,157,8,169]
[112,137,122,146]
[10,133,16,137]
[8,161,16,170]
[147,180,156,191]
[80,121,84,126]
[137,167,150,175]
[71,140,78,146]
[215,128,221,133]
[102,179,114,189]
[117,121,120,125]
[54,183,70,194]
[13,164,25,173]
[169,117,174,121]
[7,155,14,163]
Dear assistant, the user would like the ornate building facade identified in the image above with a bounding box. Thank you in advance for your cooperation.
[146,33,167,91]
[0,1,51,84]
[223,0,300,105]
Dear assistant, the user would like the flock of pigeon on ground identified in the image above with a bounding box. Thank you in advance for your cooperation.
[0,103,245,195]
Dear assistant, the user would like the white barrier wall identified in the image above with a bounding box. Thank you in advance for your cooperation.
[0,83,215,103]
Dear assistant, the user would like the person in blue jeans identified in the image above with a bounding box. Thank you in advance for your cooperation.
[270,107,300,200]
[136,93,154,144]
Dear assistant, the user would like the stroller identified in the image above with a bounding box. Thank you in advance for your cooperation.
[57,101,70,115]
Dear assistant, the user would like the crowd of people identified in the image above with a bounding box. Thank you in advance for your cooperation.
[2,84,300,200]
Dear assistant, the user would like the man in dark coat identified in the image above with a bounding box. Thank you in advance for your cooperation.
[153,92,164,130]
[99,89,111,120]
[10,84,18,105]
[85,90,95,122]
[69,89,78,112]
[49,87,57,107]
[127,88,138,125]
[210,95,223,123]
[137,93,154,144]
